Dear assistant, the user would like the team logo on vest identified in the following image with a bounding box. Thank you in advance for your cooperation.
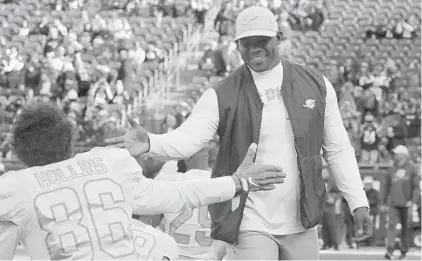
[303,99,316,110]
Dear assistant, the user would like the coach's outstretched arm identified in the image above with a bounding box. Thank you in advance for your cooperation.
[105,89,220,160]
[132,144,286,215]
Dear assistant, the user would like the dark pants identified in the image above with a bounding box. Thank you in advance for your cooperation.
[386,206,410,254]
[321,211,337,248]
[345,212,356,246]
[369,213,378,246]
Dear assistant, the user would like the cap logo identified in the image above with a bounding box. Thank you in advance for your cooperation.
[242,15,259,26]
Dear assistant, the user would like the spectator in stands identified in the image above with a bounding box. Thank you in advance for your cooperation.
[2,48,25,89]
[407,60,421,87]
[322,183,340,251]
[89,77,114,105]
[199,41,215,71]
[371,64,389,101]
[38,72,52,98]
[381,145,421,260]
[360,113,381,164]
[340,100,360,143]
[24,58,42,93]
[91,14,108,33]
[394,17,416,39]
[145,42,164,63]
[32,16,50,36]
[363,176,380,245]
[404,103,421,143]
[406,14,420,37]
[214,1,235,38]
[210,41,227,77]
[385,117,407,153]
[361,89,378,118]
[385,19,398,39]
[18,19,30,36]
[339,57,358,83]
[130,41,146,66]
[355,62,373,89]
[191,0,209,28]
[303,3,324,31]
[366,17,388,39]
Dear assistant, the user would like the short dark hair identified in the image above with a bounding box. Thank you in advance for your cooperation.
[12,101,74,167]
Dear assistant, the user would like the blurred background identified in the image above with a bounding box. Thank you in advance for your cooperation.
[0,0,420,259]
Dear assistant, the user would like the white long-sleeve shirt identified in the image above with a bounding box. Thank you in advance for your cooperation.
[148,62,369,234]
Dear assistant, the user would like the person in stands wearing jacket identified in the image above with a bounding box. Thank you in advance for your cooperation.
[106,6,372,260]
[381,145,421,260]
[364,177,381,215]
[363,176,380,245]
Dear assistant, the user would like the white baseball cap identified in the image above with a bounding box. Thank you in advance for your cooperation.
[392,145,409,155]
[234,6,278,41]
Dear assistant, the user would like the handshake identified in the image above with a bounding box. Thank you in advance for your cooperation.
[105,118,286,192]
[230,143,286,193]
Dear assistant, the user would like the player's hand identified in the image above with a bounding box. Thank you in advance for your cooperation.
[353,207,373,243]
[232,143,286,192]
[105,117,150,156]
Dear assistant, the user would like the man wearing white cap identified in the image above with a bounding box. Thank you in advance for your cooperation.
[382,145,421,260]
[106,6,372,260]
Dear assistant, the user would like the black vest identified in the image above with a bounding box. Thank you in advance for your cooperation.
[210,58,327,244]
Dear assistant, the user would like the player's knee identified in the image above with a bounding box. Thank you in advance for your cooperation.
[12,100,74,167]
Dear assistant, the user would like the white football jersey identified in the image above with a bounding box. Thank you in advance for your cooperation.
[0,147,144,260]
[132,219,178,260]
[157,169,220,260]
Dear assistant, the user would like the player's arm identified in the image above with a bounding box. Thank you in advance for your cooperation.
[146,89,220,160]
[0,221,19,259]
[132,174,241,215]
[125,144,285,215]
[321,77,369,213]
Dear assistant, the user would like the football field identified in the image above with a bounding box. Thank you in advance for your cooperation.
[13,245,421,260]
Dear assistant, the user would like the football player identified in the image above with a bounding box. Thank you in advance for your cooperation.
[0,101,285,259]
[156,147,225,260]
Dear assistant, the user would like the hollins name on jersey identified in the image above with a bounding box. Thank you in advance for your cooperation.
[33,157,108,188]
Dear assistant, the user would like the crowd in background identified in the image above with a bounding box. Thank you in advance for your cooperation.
[0,0,209,159]
[0,1,419,166]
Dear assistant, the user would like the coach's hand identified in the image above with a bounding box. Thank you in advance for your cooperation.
[353,207,374,243]
[105,117,150,156]
[232,143,286,192]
